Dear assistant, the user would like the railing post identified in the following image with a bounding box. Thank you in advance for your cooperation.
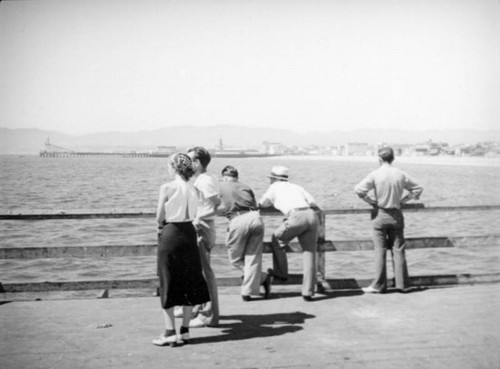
[315,208,328,291]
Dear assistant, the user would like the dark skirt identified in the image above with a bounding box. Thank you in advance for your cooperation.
[157,222,211,309]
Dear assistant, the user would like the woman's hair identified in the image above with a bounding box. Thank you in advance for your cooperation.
[169,153,195,181]
[187,146,211,168]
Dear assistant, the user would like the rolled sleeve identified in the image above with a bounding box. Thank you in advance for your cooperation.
[259,193,273,208]
[259,186,275,208]
[404,176,423,199]
[354,175,374,197]
[199,178,219,198]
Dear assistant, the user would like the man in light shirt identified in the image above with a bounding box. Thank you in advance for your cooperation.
[258,165,320,301]
[354,146,423,293]
[187,147,220,327]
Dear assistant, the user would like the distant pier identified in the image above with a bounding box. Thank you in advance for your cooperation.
[39,151,274,158]
[38,137,173,158]
[39,151,168,158]
[38,138,276,158]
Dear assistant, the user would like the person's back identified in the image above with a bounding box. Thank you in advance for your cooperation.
[219,180,257,218]
[360,164,420,209]
[161,178,198,223]
[261,181,315,215]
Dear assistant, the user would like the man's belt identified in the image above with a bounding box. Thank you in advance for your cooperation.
[228,209,256,220]
[287,207,311,216]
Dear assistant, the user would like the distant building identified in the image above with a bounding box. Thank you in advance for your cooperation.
[155,146,176,154]
[409,140,448,156]
[263,141,287,155]
[411,144,429,156]
[329,146,342,156]
[345,142,372,156]
[381,144,412,156]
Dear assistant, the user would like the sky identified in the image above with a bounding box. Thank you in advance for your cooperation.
[0,0,499,135]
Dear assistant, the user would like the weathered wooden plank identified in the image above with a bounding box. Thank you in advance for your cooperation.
[272,273,500,288]
[404,205,500,213]
[323,204,500,215]
[0,244,158,259]
[0,242,303,259]
[0,277,242,292]
[449,235,500,248]
[1,205,499,220]
[457,273,500,284]
[0,212,154,220]
[0,237,456,259]
[2,273,500,293]
[7,235,496,261]
[325,237,454,251]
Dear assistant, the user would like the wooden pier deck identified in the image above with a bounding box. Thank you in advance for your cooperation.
[1,283,499,369]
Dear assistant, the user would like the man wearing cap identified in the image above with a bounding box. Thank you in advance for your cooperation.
[354,146,423,293]
[258,165,320,301]
[219,165,272,301]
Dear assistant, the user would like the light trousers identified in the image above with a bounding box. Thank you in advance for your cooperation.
[196,219,219,325]
[226,211,267,296]
[270,208,319,296]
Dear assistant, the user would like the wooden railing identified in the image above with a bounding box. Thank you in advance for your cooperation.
[1,204,500,298]
[2,204,499,220]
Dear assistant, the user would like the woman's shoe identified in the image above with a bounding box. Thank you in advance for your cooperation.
[181,332,191,344]
[152,334,182,347]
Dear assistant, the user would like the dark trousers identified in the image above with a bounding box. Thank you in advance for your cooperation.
[370,208,410,291]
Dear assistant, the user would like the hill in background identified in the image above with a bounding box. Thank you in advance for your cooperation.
[1,125,499,154]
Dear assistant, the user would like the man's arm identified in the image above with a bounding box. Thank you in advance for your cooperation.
[257,184,275,209]
[258,197,273,208]
[303,189,318,208]
[354,175,377,207]
[401,175,423,204]
[197,194,221,219]
[194,175,221,220]
[358,193,378,207]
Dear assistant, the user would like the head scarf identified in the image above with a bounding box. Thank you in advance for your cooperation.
[171,153,193,173]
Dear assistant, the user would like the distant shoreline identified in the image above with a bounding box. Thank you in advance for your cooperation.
[266,155,500,167]
[2,153,500,167]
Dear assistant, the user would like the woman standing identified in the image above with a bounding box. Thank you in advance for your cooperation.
[153,153,211,347]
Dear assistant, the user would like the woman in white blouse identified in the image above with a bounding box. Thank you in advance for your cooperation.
[153,153,210,347]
